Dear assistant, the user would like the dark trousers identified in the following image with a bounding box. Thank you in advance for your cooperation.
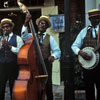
[83,65,100,100]
[44,59,53,100]
[0,62,18,100]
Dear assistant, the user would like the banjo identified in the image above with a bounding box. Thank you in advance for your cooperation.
[78,45,100,70]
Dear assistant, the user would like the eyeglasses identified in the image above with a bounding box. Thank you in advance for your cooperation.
[38,22,46,25]
[2,25,11,29]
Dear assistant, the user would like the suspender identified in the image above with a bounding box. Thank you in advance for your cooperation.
[97,25,100,45]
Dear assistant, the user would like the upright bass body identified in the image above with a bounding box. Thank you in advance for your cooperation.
[13,2,48,100]
[13,39,46,100]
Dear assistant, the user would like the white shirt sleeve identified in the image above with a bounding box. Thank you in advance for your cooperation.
[71,27,87,55]
[50,36,61,59]
[21,25,28,35]
[21,25,32,41]
[11,35,24,54]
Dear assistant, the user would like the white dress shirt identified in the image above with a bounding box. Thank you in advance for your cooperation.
[71,24,99,55]
[21,25,61,59]
[0,32,24,54]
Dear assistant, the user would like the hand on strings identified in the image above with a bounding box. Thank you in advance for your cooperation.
[2,40,11,49]
[48,56,55,63]
[78,50,92,60]
[24,13,32,26]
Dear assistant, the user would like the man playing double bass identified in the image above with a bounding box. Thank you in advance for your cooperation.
[21,13,61,100]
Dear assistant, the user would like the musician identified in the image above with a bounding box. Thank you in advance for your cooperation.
[71,9,100,100]
[0,18,24,100]
[21,14,61,100]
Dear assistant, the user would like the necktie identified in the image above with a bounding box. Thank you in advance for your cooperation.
[92,28,97,38]
[39,34,44,43]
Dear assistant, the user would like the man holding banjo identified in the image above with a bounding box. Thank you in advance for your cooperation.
[71,9,100,100]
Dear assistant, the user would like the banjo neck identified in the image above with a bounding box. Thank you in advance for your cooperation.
[94,24,100,53]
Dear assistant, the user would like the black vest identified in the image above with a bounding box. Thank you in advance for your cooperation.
[0,34,17,63]
[83,28,100,49]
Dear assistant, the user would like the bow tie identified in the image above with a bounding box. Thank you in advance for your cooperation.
[38,33,44,36]
[88,25,97,29]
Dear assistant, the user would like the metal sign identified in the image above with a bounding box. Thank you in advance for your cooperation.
[50,14,65,32]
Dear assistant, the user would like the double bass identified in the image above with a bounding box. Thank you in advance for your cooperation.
[12,1,48,100]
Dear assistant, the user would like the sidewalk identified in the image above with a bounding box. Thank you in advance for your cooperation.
[5,81,11,100]
[5,81,64,100]
[5,81,86,100]
[53,82,86,100]
[53,82,64,100]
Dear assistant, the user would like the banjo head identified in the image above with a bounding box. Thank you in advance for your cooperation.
[78,47,99,70]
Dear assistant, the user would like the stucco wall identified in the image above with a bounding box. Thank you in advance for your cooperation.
[85,0,100,26]
[41,6,61,85]
[96,0,100,8]
[85,0,96,26]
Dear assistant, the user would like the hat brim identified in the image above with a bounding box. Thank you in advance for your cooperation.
[36,17,51,28]
[0,21,15,28]
[89,14,100,18]
[88,9,100,18]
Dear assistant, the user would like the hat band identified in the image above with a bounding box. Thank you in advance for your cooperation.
[88,11,100,17]
[89,14,100,17]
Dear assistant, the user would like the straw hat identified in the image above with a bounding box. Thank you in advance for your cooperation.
[36,16,51,28]
[0,18,15,28]
[88,9,100,18]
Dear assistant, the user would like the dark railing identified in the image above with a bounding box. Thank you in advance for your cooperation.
[0,0,44,8]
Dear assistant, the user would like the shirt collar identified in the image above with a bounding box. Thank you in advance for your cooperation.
[38,32,46,36]
[43,32,46,35]
[8,32,13,37]
[0,32,13,37]
[88,24,99,30]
